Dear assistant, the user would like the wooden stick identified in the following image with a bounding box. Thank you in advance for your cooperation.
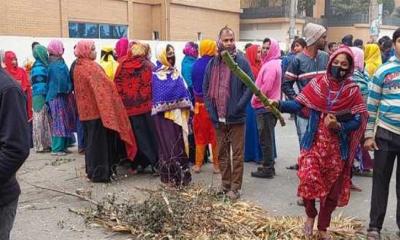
[221,51,286,126]
[28,183,98,205]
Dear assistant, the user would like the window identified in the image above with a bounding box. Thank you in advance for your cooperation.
[69,22,128,39]
[153,31,160,40]
[197,32,203,41]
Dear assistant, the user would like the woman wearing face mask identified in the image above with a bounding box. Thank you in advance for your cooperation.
[73,40,137,183]
[152,44,192,187]
[271,47,368,239]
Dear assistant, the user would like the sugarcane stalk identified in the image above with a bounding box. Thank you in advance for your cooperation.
[221,51,286,126]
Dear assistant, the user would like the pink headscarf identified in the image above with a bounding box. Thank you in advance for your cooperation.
[183,42,199,58]
[47,39,64,56]
[350,46,365,71]
[74,40,95,59]
[115,37,129,59]
[262,39,281,63]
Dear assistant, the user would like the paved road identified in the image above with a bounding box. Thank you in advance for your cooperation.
[11,117,399,239]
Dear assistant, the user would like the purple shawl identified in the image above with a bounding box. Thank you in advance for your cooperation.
[151,62,192,115]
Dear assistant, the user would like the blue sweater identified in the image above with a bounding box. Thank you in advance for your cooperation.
[280,100,361,160]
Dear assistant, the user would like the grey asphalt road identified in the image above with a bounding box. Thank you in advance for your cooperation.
[11,116,399,239]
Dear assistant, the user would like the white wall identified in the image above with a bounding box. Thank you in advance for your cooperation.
[0,36,254,71]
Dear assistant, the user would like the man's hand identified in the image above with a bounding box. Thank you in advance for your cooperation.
[364,137,379,151]
[265,100,278,111]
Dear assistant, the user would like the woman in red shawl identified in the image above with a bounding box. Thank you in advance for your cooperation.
[274,47,368,239]
[4,51,33,147]
[4,51,33,122]
[73,40,137,183]
[244,45,263,163]
[114,42,158,174]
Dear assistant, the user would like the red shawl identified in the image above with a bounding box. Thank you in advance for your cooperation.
[114,54,153,116]
[4,51,33,121]
[245,44,261,78]
[296,46,368,206]
[73,56,137,160]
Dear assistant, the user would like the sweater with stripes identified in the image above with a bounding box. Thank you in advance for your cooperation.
[366,55,400,138]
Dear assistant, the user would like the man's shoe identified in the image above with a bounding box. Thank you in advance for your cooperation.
[252,167,274,179]
[367,228,380,240]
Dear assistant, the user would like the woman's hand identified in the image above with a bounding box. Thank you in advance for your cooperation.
[324,113,340,130]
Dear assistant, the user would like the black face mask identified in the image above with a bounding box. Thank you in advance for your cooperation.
[167,56,176,67]
[330,65,348,80]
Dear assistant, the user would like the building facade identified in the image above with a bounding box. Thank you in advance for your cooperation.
[240,0,400,50]
[0,0,241,41]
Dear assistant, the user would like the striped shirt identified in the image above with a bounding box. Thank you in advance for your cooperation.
[366,55,400,138]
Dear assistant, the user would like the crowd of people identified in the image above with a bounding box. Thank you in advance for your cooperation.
[1,23,400,239]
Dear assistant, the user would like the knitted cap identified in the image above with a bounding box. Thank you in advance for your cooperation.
[303,23,326,47]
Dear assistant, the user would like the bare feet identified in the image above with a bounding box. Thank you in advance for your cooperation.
[351,183,362,192]
[304,217,315,238]
[318,230,331,240]
[213,167,221,174]
[192,165,201,173]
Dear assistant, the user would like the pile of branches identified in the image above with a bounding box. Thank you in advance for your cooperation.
[73,186,364,240]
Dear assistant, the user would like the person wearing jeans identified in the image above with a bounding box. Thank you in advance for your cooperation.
[250,39,282,179]
[365,28,400,240]
[0,68,30,240]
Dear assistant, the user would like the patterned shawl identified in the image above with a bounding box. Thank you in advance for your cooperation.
[73,40,137,160]
[151,43,192,115]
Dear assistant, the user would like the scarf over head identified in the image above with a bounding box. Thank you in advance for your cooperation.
[114,42,153,116]
[245,44,261,78]
[296,46,368,205]
[4,51,33,120]
[262,39,281,64]
[183,42,199,58]
[47,39,64,56]
[100,45,118,80]
[73,40,137,160]
[364,44,382,76]
[115,37,129,60]
[199,39,217,57]
[350,46,365,71]
[152,43,192,115]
